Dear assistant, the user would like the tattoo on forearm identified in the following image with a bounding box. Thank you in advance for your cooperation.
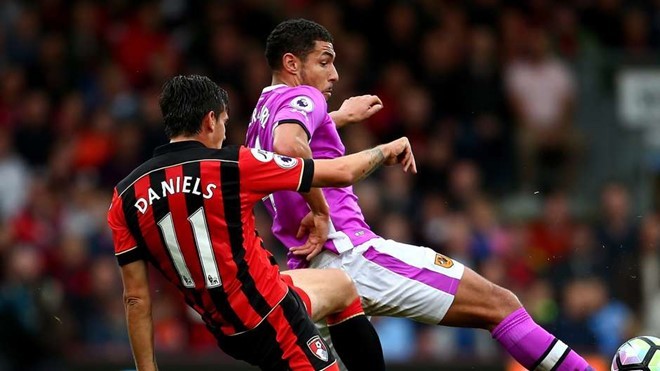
[356,148,385,182]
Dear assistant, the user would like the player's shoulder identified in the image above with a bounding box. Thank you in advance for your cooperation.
[239,145,303,172]
[274,85,326,112]
[115,159,155,196]
[237,145,272,162]
[280,84,323,97]
[115,146,242,195]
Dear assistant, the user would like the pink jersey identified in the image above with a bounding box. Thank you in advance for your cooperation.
[245,84,377,268]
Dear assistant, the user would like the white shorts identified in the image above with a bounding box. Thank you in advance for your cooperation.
[310,238,465,324]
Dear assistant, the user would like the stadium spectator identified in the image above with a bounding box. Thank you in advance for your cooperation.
[526,191,575,273]
[0,244,66,370]
[553,277,632,356]
[550,223,609,293]
[594,182,641,312]
[14,90,54,168]
[505,26,579,191]
[0,127,29,221]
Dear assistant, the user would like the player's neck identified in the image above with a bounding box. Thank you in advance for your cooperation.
[170,136,213,149]
[271,73,301,88]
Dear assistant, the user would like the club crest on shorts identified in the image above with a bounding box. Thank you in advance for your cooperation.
[434,253,454,268]
[274,154,298,169]
[306,335,329,362]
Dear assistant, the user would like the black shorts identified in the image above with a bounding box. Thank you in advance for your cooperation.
[212,289,337,371]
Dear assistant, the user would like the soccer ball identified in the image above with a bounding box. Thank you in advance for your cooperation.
[611,336,660,371]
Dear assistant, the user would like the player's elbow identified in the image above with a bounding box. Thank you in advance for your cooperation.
[273,139,308,158]
[273,141,293,157]
[123,292,150,310]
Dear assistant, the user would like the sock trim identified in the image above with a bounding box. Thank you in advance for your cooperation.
[530,338,558,370]
[549,347,570,371]
[530,338,569,371]
[327,297,363,325]
[327,312,364,326]
[550,347,571,371]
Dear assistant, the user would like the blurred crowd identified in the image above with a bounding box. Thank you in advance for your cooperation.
[0,0,659,369]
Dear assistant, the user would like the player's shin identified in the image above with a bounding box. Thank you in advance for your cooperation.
[326,298,385,371]
[491,307,592,371]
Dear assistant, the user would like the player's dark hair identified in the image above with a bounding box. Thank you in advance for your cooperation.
[159,75,229,138]
[265,18,334,70]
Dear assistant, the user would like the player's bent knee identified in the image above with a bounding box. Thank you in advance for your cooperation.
[448,268,522,329]
[490,284,522,322]
[327,269,358,309]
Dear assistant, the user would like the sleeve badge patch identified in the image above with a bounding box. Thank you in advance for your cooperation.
[434,253,454,269]
[250,148,274,162]
[290,95,314,113]
[274,154,299,169]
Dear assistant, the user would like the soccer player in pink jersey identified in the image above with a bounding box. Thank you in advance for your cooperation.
[245,19,594,371]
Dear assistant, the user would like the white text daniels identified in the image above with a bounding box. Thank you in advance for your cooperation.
[135,176,217,214]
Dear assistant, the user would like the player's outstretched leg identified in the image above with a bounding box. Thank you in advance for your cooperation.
[282,269,385,371]
[441,267,593,371]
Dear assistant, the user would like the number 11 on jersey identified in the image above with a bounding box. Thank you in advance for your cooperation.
[157,207,222,288]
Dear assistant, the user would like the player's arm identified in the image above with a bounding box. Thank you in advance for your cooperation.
[120,259,157,371]
[273,122,313,159]
[273,124,416,187]
[273,123,329,260]
[310,136,416,188]
[107,190,157,370]
[329,95,383,128]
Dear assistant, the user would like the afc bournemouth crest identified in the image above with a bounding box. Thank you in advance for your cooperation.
[306,335,329,362]
[434,253,454,268]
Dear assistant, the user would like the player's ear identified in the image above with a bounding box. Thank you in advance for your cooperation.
[202,111,215,132]
[282,53,300,75]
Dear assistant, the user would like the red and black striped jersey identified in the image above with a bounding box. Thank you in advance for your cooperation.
[107,141,314,336]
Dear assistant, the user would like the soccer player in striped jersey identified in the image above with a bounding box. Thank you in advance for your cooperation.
[108,75,416,370]
[245,19,595,371]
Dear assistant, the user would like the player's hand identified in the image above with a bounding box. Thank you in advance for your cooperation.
[380,137,417,174]
[290,211,329,261]
[330,95,383,128]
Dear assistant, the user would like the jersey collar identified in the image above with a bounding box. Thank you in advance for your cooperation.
[262,84,287,93]
[153,140,207,157]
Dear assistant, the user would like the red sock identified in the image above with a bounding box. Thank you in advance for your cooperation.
[327,297,364,326]
[327,299,385,370]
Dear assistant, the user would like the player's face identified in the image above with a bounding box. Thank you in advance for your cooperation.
[300,41,338,101]
[213,110,228,149]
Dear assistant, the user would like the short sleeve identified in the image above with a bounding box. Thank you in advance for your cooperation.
[271,86,328,140]
[238,146,314,197]
[107,188,142,266]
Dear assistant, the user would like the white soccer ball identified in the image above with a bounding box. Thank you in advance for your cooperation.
[611,336,660,371]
